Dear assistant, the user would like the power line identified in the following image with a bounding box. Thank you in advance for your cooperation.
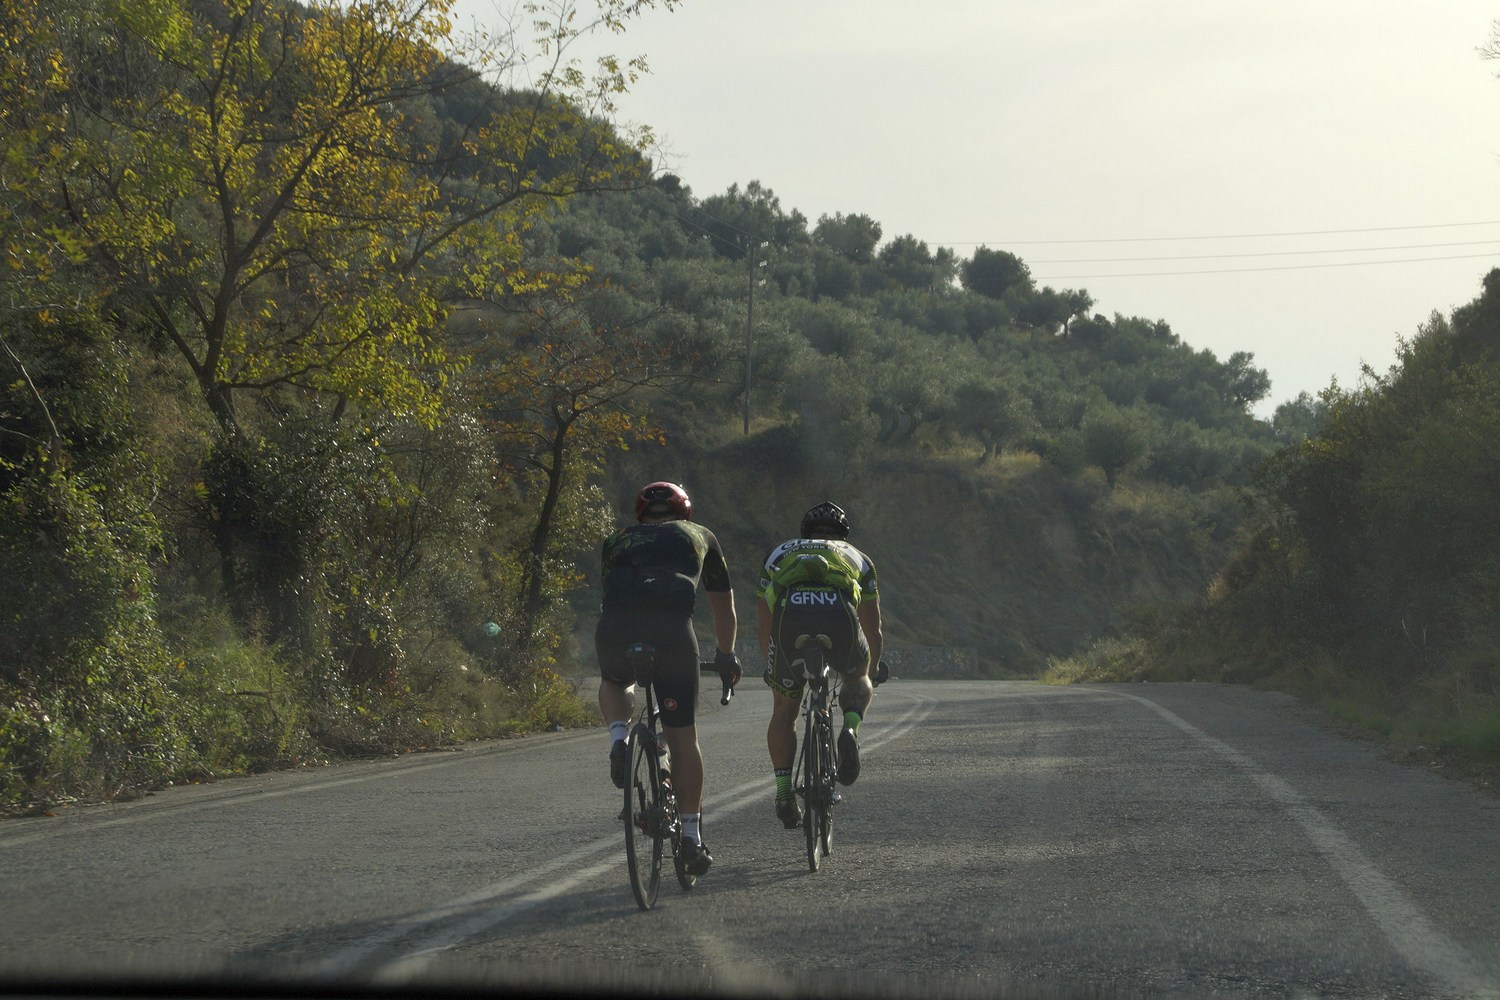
[673,210,759,254]
[942,220,1500,246]
[1033,251,1500,280]
[666,204,1500,275]
[1033,239,1500,265]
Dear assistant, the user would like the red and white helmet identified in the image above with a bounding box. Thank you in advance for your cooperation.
[635,482,692,522]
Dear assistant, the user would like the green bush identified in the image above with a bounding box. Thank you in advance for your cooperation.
[1039,636,1152,684]
[0,460,189,808]
[169,621,318,774]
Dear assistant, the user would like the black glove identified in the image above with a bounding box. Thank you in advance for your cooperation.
[873,659,890,687]
[713,649,742,689]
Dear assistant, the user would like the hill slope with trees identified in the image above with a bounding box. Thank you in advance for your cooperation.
[521,175,1282,672]
[1044,270,1500,769]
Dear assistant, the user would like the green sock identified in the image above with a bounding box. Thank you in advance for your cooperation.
[774,768,792,800]
[843,710,862,732]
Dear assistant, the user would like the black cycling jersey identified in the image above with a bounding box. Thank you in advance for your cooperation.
[596,519,732,727]
[600,520,731,615]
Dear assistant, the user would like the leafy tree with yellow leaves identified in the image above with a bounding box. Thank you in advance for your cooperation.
[0,0,676,646]
[44,0,670,437]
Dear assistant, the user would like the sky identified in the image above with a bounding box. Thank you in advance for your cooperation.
[458,0,1500,418]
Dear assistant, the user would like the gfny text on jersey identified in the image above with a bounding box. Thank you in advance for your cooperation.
[787,588,843,606]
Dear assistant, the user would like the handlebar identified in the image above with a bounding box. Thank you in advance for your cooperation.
[699,662,737,705]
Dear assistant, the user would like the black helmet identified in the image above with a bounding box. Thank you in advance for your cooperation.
[635,482,692,522]
[800,501,849,539]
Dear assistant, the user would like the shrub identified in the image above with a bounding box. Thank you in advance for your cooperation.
[0,460,188,808]
[1039,636,1152,684]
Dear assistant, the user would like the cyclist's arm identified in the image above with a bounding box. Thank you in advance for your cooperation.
[857,594,883,673]
[705,588,737,656]
[755,595,772,658]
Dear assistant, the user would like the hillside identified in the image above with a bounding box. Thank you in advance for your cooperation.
[528,177,1285,680]
[576,414,1242,678]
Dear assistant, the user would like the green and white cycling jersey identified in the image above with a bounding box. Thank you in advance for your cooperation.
[756,537,878,610]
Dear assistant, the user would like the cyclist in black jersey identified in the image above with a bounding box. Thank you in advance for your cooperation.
[595,482,741,876]
[756,501,883,830]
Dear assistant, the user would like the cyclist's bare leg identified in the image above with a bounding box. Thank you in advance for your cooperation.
[598,679,635,734]
[840,669,873,720]
[659,723,704,814]
[767,692,799,770]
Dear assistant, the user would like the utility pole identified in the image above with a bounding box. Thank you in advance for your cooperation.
[744,238,767,435]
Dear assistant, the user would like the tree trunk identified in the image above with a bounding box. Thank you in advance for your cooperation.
[515,413,573,658]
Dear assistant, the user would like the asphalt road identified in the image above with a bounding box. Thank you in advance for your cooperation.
[3,680,1499,999]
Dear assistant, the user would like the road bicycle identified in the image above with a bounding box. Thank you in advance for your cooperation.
[792,633,839,873]
[620,642,734,910]
[792,643,890,874]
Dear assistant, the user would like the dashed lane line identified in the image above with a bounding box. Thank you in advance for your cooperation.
[319,694,940,982]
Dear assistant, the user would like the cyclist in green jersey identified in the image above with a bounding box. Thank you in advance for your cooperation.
[595,482,741,876]
[756,501,883,830]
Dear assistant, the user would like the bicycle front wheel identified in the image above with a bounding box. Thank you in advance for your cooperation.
[624,725,663,910]
[818,716,836,857]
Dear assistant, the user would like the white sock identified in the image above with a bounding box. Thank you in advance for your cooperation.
[681,813,702,846]
[609,721,629,746]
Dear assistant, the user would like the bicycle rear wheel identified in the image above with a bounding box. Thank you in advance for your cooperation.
[801,705,826,872]
[623,724,663,910]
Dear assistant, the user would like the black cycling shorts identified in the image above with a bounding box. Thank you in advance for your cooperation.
[595,608,701,728]
[763,586,868,699]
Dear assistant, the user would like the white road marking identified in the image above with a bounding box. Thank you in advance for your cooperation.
[316,693,939,981]
[1114,689,1499,999]
[365,855,622,984]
